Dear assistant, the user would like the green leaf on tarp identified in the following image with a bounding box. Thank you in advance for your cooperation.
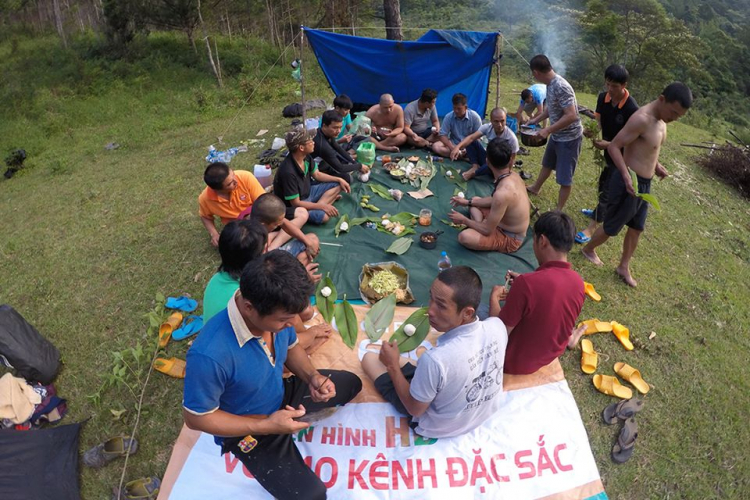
[418,157,438,190]
[335,214,350,237]
[441,219,467,230]
[388,212,418,224]
[350,217,371,227]
[442,165,468,191]
[376,225,416,237]
[364,294,397,341]
[391,307,431,353]
[334,298,358,349]
[386,237,413,255]
[637,193,661,210]
[369,183,394,200]
[315,275,337,324]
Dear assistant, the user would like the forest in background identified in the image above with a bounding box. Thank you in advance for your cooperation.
[1,0,748,135]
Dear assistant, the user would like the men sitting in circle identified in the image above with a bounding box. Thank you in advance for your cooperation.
[515,83,547,128]
[431,93,483,172]
[313,110,369,184]
[249,193,320,267]
[201,219,331,353]
[452,107,520,181]
[361,266,508,438]
[448,139,530,254]
[198,161,306,248]
[403,88,440,148]
[489,211,585,374]
[185,251,362,500]
[273,127,351,225]
[365,93,408,152]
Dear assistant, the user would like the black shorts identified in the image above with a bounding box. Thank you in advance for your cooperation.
[603,172,651,236]
[414,128,434,139]
[373,363,419,429]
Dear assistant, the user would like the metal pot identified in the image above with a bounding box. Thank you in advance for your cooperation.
[419,230,443,249]
[520,127,548,147]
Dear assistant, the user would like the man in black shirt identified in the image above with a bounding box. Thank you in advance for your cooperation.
[576,65,639,244]
[313,110,369,184]
[273,127,351,225]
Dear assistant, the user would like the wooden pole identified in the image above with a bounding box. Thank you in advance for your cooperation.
[495,33,502,109]
[300,26,306,125]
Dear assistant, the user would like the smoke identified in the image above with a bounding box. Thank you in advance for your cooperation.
[538,18,568,75]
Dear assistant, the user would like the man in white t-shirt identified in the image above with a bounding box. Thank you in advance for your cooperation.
[450,107,519,181]
[360,266,509,439]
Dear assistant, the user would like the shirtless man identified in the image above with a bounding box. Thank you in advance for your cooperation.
[448,139,530,254]
[581,82,692,286]
[365,94,407,152]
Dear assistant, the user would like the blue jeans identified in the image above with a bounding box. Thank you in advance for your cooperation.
[304,182,339,224]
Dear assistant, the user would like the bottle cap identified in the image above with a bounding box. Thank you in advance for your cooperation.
[441,251,447,257]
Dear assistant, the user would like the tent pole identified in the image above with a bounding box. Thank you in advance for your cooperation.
[495,33,502,109]
[300,25,306,125]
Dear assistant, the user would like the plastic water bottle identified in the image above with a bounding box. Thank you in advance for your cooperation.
[438,251,452,272]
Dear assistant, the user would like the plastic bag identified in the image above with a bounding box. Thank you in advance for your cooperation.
[356,142,376,166]
[350,113,372,136]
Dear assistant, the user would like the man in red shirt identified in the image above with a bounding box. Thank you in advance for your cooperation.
[489,211,585,374]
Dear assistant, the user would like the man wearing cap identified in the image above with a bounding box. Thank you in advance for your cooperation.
[273,127,351,225]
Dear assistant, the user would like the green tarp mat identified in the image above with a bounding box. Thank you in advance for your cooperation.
[307,151,538,307]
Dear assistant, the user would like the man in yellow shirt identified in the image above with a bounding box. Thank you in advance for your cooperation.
[198,162,308,248]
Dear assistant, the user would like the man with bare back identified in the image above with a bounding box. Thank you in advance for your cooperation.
[581,82,692,287]
[448,139,530,254]
[366,93,408,152]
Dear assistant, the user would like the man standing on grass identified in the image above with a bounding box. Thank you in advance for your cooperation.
[524,54,583,210]
[576,64,639,244]
[273,127,350,225]
[184,250,362,500]
[198,162,309,248]
[581,82,692,287]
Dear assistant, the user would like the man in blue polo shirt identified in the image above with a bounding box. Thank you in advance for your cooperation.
[183,250,362,500]
[432,93,483,172]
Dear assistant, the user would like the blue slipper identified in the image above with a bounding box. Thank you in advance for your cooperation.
[575,231,591,244]
[165,296,198,312]
[172,315,203,341]
[581,209,595,219]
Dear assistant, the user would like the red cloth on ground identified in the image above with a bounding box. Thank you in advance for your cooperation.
[499,261,585,375]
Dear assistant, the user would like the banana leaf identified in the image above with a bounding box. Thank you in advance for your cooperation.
[364,293,397,341]
[369,183,394,200]
[359,262,415,304]
[315,275,337,324]
[442,165,468,191]
[388,212,418,224]
[386,237,413,255]
[334,298,358,348]
[376,225,416,237]
[441,219,467,230]
[390,307,431,353]
[350,217,373,227]
[418,158,438,190]
[334,214,350,237]
[636,193,661,210]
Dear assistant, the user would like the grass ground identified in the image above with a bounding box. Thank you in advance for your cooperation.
[0,34,749,499]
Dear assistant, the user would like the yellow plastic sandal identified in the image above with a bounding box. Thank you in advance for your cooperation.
[153,357,186,379]
[611,321,634,350]
[614,362,650,394]
[581,339,598,374]
[584,282,601,302]
[158,312,183,348]
[593,374,633,399]
[578,319,614,335]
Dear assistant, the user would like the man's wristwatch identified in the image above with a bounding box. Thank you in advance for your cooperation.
[468,199,472,207]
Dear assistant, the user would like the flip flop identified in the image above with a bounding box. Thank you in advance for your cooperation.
[153,357,186,379]
[165,296,198,312]
[581,208,595,219]
[575,231,591,244]
[584,282,601,301]
[614,362,650,394]
[172,315,203,341]
[602,398,645,425]
[158,312,183,348]
[581,339,598,374]
[612,417,638,463]
[593,374,633,399]
[578,319,614,335]
[112,476,161,500]
[611,322,634,350]
[357,339,432,362]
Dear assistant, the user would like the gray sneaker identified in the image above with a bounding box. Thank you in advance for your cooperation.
[83,435,138,468]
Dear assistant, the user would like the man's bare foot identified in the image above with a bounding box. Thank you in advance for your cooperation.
[526,185,540,196]
[462,166,478,181]
[616,266,637,287]
[581,247,603,266]
[567,323,587,349]
[382,145,400,153]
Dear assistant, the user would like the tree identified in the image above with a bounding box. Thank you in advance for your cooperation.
[383,0,402,41]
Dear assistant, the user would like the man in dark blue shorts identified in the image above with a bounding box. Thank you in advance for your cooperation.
[576,65,639,244]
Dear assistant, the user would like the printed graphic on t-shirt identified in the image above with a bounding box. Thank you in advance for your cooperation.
[463,339,504,409]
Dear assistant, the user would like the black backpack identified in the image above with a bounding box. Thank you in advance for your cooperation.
[0,305,61,384]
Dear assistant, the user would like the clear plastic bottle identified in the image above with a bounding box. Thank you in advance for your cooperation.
[438,251,452,272]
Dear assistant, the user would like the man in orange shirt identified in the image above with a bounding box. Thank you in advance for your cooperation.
[198,163,310,249]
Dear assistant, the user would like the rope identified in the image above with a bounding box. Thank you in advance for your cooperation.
[215,30,302,142]
[500,34,530,66]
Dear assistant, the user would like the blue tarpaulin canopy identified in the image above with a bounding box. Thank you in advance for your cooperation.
[304,27,499,118]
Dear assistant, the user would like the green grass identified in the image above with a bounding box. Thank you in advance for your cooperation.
[1,34,749,499]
